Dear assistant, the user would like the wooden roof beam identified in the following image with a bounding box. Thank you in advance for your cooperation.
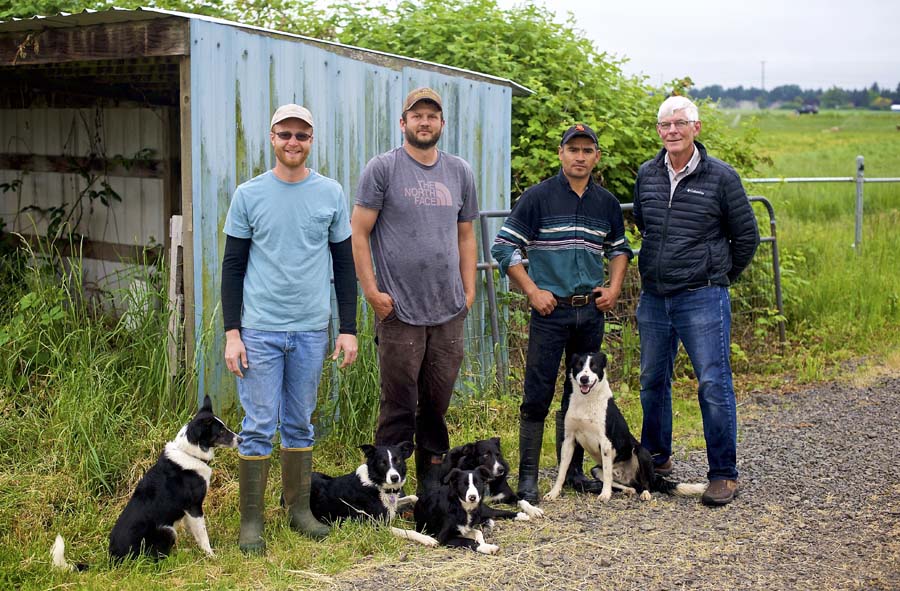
[0,17,189,66]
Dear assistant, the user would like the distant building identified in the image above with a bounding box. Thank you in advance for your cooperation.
[891,104,900,112]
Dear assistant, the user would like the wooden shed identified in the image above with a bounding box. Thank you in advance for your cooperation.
[0,8,529,410]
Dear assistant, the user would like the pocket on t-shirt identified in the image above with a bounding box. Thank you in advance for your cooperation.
[301,212,332,243]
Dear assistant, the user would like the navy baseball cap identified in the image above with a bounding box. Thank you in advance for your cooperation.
[560,123,598,146]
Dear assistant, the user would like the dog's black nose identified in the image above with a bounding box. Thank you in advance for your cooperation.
[579,376,589,384]
[467,494,477,502]
[389,474,400,483]
[236,436,244,444]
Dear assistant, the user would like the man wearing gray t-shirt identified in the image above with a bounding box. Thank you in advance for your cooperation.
[352,87,479,495]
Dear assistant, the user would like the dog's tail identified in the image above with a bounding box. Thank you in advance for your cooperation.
[652,475,707,497]
[50,534,88,572]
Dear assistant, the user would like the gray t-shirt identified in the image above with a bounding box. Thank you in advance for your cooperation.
[356,147,479,325]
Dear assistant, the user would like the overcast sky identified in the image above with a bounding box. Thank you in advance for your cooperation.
[501,0,900,91]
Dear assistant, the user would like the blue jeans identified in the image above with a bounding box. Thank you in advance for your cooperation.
[236,328,328,457]
[521,304,604,421]
[637,286,738,481]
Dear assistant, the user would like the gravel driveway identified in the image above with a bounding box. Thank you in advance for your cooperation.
[326,374,900,591]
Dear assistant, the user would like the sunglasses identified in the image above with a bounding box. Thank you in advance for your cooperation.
[274,131,313,141]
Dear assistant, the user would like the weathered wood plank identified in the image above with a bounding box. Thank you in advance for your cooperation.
[0,18,189,65]
[178,55,196,393]
[13,232,163,264]
[167,215,184,377]
[0,153,165,178]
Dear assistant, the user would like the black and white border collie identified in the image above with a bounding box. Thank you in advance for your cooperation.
[414,466,500,554]
[309,442,436,546]
[544,352,707,503]
[445,438,543,520]
[52,395,240,569]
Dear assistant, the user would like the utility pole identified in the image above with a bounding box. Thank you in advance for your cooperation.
[761,60,766,91]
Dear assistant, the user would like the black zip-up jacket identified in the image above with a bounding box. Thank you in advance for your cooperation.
[632,141,759,296]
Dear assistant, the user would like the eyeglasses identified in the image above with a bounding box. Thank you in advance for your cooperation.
[656,120,696,131]
[274,131,313,141]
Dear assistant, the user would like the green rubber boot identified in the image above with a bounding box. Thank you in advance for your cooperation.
[238,455,269,555]
[281,447,330,540]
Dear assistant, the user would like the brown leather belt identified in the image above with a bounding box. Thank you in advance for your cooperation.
[554,293,595,307]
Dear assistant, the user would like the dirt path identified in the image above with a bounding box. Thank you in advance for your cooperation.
[326,375,900,591]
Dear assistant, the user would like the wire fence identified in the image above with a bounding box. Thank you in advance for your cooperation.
[464,197,785,392]
[323,197,785,400]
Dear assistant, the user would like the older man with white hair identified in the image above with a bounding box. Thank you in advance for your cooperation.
[632,96,759,506]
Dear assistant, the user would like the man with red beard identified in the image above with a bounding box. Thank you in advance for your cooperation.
[352,87,479,495]
[222,104,358,552]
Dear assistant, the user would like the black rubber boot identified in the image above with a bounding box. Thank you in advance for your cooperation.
[415,449,444,496]
[238,455,269,555]
[517,418,544,504]
[281,447,330,540]
[555,411,605,494]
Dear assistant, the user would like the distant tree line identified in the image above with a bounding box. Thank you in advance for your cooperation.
[692,82,900,110]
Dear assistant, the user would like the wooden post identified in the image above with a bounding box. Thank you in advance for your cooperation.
[179,55,196,396]
[167,215,184,376]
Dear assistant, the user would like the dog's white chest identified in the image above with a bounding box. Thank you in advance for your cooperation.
[380,491,400,520]
[566,382,612,452]
[165,442,213,485]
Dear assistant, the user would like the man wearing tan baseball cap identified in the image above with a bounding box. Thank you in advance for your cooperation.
[222,103,358,552]
[401,87,443,113]
[270,103,314,129]
[352,87,479,495]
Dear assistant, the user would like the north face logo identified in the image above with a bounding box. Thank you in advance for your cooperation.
[404,181,453,206]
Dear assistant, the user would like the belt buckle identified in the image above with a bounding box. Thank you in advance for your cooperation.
[571,294,590,307]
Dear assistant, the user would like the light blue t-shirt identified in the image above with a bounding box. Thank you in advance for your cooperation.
[223,169,350,331]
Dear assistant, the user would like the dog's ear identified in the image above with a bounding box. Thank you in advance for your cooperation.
[475,465,491,481]
[397,441,415,459]
[597,351,608,372]
[445,467,461,485]
[489,436,501,448]
[446,445,465,467]
[200,395,213,413]
[359,444,376,459]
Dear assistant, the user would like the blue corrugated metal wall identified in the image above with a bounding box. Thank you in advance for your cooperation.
[189,20,513,410]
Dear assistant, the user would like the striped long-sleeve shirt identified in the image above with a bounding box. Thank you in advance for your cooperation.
[491,170,632,297]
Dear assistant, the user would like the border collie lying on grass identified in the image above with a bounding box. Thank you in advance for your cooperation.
[309,441,436,546]
[414,466,501,554]
[443,437,543,520]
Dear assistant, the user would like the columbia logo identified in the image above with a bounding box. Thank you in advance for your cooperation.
[685,188,705,195]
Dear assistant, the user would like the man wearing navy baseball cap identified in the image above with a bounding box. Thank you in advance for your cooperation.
[492,123,632,503]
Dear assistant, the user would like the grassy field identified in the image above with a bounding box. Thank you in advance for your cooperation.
[735,109,900,375]
[2,109,899,590]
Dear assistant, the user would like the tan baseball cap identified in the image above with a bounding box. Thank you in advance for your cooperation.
[403,87,443,113]
[270,104,314,129]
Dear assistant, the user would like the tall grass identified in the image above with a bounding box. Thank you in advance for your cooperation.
[735,110,900,366]
[0,240,192,492]
[315,303,381,459]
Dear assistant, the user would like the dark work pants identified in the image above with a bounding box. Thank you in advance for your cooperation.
[521,304,605,422]
[374,310,466,455]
